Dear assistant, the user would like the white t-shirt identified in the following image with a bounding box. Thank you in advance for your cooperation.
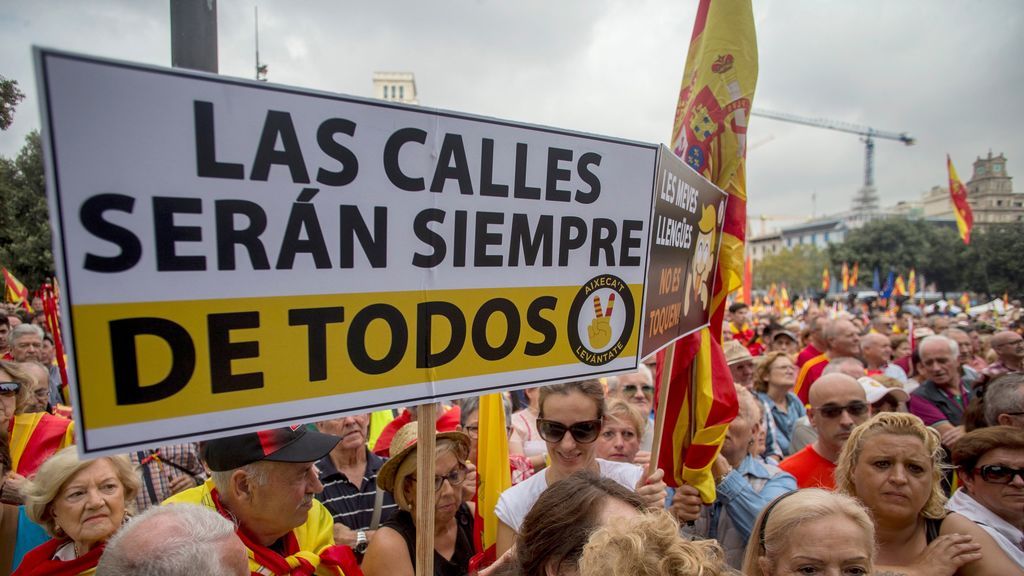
[494,458,644,532]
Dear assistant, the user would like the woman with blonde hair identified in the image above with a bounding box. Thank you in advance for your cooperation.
[14,446,139,575]
[594,398,645,465]
[742,488,874,576]
[835,412,983,575]
[579,509,727,576]
[753,351,805,458]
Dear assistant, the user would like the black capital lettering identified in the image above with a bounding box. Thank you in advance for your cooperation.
[348,304,407,375]
[471,298,520,361]
[545,147,573,202]
[208,312,263,393]
[416,301,466,368]
[80,194,142,273]
[316,118,359,186]
[251,110,310,183]
[110,318,195,405]
[383,128,427,191]
[153,197,206,271]
[215,200,270,270]
[194,101,244,180]
[525,296,557,356]
[289,307,345,381]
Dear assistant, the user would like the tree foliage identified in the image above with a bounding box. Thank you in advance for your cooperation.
[1,75,25,130]
[826,217,1023,298]
[0,131,54,289]
[753,244,829,296]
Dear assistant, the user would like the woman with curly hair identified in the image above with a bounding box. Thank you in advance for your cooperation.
[835,412,983,576]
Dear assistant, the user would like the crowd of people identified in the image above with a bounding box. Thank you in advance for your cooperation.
[0,297,1022,575]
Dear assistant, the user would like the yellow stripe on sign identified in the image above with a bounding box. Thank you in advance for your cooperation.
[71,285,642,428]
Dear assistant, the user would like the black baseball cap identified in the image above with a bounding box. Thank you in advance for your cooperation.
[202,426,340,472]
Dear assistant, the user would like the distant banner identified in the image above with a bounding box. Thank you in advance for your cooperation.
[641,146,726,358]
[36,49,659,454]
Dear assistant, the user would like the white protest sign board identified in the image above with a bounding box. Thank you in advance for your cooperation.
[36,49,659,455]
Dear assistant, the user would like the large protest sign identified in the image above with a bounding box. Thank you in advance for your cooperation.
[35,49,659,454]
[641,146,727,358]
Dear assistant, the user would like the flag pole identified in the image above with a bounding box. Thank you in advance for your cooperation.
[647,343,675,476]
[415,402,436,576]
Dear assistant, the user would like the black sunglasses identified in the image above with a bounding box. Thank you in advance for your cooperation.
[622,384,655,397]
[816,401,869,419]
[412,464,468,492]
[974,465,1024,485]
[536,418,602,444]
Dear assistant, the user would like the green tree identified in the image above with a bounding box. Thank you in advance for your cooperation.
[827,218,967,292]
[754,244,829,295]
[1,75,25,130]
[0,131,54,289]
[964,224,1024,298]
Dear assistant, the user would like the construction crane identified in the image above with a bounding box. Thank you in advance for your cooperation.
[751,109,915,190]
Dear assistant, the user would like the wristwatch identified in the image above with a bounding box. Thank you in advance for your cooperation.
[354,530,368,554]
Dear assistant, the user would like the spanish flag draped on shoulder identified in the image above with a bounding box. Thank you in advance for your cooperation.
[656,0,755,503]
[947,155,974,245]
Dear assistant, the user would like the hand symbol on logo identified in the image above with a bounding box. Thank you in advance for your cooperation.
[587,294,615,349]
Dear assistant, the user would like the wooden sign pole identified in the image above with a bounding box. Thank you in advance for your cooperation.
[415,402,437,576]
[646,343,675,477]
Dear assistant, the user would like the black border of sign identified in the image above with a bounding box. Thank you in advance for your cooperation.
[34,47,661,454]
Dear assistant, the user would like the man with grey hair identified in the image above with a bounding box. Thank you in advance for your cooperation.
[96,503,249,575]
[164,427,362,575]
[8,323,43,363]
[983,372,1024,428]
[606,363,655,450]
[909,335,969,447]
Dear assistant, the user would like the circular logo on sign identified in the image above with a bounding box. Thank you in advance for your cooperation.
[567,274,635,366]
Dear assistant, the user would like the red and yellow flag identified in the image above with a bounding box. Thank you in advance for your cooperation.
[850,262,859,287]
[841,262,850,292]
[907,269,917,297]
[658,0,752,502]
[2,267,34,313]
[894,274,907,297]
[822,267,831,292]
[740,256,752,305]
[471,393,511,569]
[947,155,974,244]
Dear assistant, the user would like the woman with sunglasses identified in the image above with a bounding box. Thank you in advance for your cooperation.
[942,426,1024,573]
[365,422,474,576]
[493,380,666,556]
[835,413,982,576]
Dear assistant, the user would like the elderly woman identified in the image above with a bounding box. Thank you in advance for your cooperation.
[743,488,875,576]
[494,380,667,556]
[753,351,805,458]
[835,413,983,576]
[942,426,1024,573]
[13,446,139,575]
[363,422,474,576]
[594,398,645,465]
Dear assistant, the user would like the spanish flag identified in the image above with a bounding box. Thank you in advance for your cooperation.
[658,0,752,502]
[947,155,974,245]
[470,393,511,569]
[822,267,831,292]
[2,267,33,313]
[841,262,850,292]
[908,269,917,297]
[850,262,859,287]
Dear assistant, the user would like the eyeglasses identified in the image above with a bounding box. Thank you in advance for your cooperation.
[974,465,1024,485]
[815,401,869,419]
[0,381,19,395]
[463,424,513,438]
[536,418,602,444]
[622,384,654,397]
[412,464,468,492]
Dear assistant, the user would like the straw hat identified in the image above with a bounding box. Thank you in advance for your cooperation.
[376,422,470,494]
[723,340,754,366]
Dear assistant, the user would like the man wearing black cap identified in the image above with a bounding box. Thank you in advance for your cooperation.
[164,426,360,575]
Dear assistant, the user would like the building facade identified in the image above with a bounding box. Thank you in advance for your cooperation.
[966,152,1023,223]
[373,72,418,105]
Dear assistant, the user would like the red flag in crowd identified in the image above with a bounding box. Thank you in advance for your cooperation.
[947,155,974,244]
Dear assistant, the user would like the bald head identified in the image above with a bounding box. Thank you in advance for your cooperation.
[991,331,1024,365]
[809,373,866,408]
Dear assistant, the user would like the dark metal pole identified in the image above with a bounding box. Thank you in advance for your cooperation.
[170,0,218,73]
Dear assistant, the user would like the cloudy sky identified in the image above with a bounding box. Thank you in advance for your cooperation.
[2,0,1021,232]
